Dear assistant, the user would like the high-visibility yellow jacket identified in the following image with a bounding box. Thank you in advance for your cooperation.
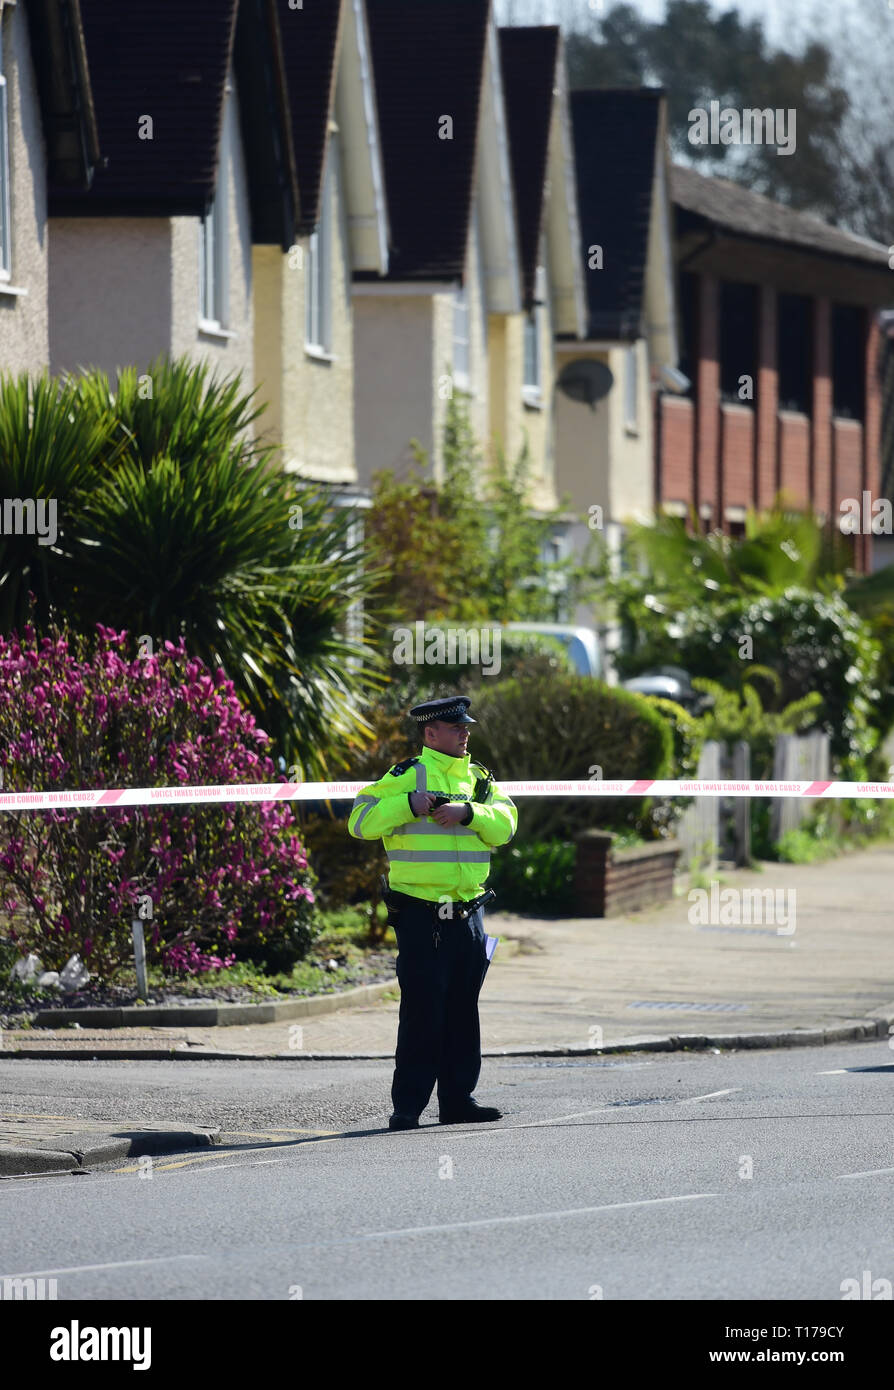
[348,745,517,902]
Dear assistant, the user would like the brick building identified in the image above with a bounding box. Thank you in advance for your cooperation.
[657,165,893,571]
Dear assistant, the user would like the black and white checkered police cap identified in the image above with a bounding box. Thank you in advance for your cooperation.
[409,697,476,725]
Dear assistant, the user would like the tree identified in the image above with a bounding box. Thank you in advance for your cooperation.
[562,0,892,242]
[605,509,891,771]
[365,390,601,629]
[0,359,385,776]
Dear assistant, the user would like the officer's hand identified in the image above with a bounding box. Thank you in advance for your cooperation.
[431,802,470,826]
[409,791,436,817]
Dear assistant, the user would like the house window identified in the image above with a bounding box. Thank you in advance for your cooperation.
[453,282,470,387]
[832,303,865,421]
[624,343,639,430]
[523,309,540,395]
[306,145,333,353]
[198,94,230,328]
[720,281,758,404]
[0,18,11,280]
[777,293,812,413]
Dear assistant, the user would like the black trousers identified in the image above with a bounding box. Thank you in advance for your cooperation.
[390,895,491,1117]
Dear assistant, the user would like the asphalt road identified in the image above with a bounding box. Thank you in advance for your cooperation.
[1,1042,892,1300]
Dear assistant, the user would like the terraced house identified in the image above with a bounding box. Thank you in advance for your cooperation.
[253,0,388,509]
[353,1,585,524]
[0,0,99,373]
[46,0,297,383]
[555,87,680,581]
[661,165,893,572]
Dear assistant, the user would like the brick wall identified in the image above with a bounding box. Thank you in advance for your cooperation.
[696,275,720,514]
[833,419,864,511]
[778,413,810,505]
[720,405,753,508]
[655,273,882,570]
[863,320,883,571]
[811,297,833,518]
[659,395,694,500]
[755,285,779,510]
[574,831,681,918]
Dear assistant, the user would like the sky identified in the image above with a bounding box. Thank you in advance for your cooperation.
[494,0,884,54]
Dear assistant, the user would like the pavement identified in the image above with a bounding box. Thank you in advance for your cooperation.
[0,1113,219,1176]
[2,847,893,1175]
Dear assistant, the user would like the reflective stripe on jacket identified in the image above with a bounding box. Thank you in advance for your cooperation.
[348,745,517,901]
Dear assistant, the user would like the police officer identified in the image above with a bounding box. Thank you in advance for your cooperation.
[348,696,517,1130]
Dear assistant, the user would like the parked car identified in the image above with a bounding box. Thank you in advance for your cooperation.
[504,623,602,679]
[621,665,713,715]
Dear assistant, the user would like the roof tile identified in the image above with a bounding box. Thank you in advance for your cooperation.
[671,162,890,268]
[49,0,238,215]
[362,0,490,282]
[570,88,663,341]
[275,0,342,237]
[499,26,558,310]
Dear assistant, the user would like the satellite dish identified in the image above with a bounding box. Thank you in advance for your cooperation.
[557,358,614,411]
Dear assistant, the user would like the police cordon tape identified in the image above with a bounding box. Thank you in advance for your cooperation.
[0,778,893,811]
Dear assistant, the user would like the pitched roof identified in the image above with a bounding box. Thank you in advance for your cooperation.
[234,0,300,247]
[275,0,343,237]
[498,26,558,310]
[671,163,890,269]
[569,88,663,341]
[360,0,490,282]
[49,0,238,216]
[25,0,100,189]
[47,0,298,245]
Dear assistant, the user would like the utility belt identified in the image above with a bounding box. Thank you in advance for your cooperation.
[381,879,495,938]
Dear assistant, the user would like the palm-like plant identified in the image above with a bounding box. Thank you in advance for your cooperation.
[69,456,382,774]
[0,358,385,776]
[0,373,126,632]
[615,507,894,671]
[74,358,268,469]
[620,507,856,607]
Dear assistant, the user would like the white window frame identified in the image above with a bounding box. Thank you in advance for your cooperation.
[624,342,639,432]
[523,308,541,400]
[0,18,12,282]
[198,83,231,332]
[452,281,470,389]
[305,141,334,355]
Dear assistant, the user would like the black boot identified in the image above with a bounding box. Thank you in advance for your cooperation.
[388,1112,420,1131]
[439,1099,502,1125]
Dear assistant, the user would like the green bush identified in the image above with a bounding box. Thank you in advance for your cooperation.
[487,839,576,915]
[647,697,705,778]
[692,670,823,778]
[376,627,578,718]
[615,590,880,774]
[469,673,675,843]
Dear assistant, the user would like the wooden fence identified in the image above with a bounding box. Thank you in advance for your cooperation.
[673,730,831,868]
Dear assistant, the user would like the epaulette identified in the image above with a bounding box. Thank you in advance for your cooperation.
[388,756,421,777]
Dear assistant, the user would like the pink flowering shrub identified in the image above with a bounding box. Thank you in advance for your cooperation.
[0,618,317,978]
